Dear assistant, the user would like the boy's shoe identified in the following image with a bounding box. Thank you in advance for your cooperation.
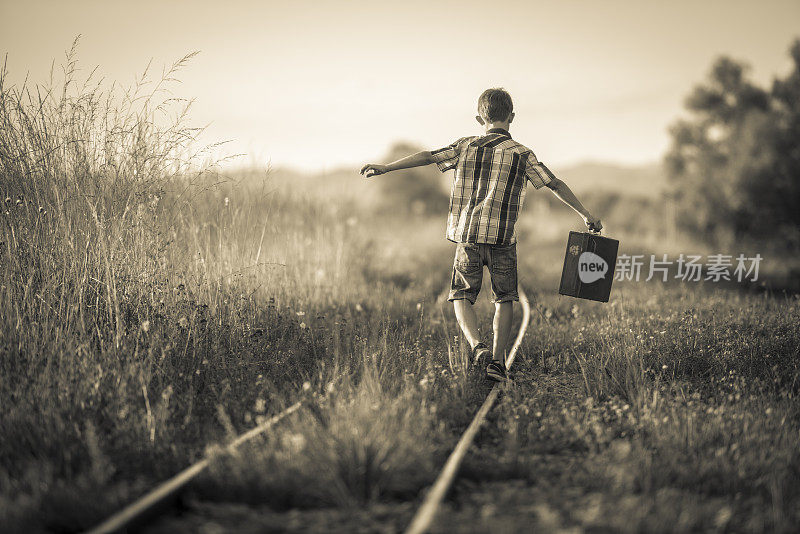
[486,360,508,382]
[472,342,492,365]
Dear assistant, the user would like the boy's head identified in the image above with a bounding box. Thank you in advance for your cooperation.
[476,88,514,126]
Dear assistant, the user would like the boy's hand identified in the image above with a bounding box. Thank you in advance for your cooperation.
[583,215,603,233]
[360,163,389,178]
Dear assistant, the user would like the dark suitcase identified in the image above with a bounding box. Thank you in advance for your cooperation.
[558,231,619,303]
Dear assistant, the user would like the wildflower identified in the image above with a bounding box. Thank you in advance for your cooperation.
[662,364,668,370]
[285,432,306,452]
[254,398,266,412]
[178,316,189,328]
[303,381,311,391]
[355,303,363,312]
[224,197,229,207]
[140,320,150,333]
[299,322,307,329]
[296,311,305,317]
[416,302,422,311]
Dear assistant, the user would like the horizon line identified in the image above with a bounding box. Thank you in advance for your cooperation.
[220,156,666,176]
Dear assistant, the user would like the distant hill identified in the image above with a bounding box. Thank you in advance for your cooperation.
[251,160,667,204]
[553,161,666,198]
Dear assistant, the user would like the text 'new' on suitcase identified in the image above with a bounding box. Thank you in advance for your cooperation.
[558,231,620,303]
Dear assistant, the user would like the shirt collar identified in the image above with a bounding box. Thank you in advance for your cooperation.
[487,127,511,137]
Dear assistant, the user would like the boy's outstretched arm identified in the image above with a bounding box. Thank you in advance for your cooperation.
[546,177,603,232]
[360,150,434,178]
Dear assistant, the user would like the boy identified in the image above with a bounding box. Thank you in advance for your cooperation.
[360,88,601,381]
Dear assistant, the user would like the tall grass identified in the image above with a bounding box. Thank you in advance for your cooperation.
[1,36,210,356]
[0,42,460,532]
[0,38,226,529]
[0,41,367,531]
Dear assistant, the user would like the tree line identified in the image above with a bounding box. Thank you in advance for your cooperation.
[666,39,800,248]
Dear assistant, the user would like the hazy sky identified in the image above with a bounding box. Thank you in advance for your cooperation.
[2,0,798,172]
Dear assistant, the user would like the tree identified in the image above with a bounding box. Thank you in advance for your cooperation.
[665,40,800,247]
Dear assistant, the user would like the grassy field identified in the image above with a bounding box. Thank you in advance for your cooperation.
[1,54,799,533]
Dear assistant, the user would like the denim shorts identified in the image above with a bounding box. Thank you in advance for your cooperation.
[448,242,519,304]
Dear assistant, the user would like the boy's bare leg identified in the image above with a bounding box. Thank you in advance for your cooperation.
[453,299,481,349]
[492,302,513,365]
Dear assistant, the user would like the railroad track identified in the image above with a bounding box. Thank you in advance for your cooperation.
[84,288,530,534]
[405,287,530,534]
[84,402,304,534]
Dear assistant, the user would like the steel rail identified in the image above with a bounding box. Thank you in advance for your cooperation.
[84,401,304,534]
[404,288,531,534]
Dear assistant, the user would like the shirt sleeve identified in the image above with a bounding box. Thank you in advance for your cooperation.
[430,137,472,172]
[523,152,555,189]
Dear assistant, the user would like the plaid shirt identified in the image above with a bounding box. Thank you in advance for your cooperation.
[431,128,554,245]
